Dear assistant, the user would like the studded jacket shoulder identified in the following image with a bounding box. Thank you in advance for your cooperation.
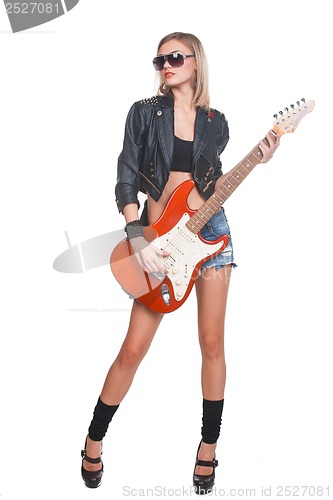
[115,95,229,214]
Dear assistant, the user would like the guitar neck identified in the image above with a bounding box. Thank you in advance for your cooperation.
[186,131,275,234]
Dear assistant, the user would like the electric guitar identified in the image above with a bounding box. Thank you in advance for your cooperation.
[110,99,315,313]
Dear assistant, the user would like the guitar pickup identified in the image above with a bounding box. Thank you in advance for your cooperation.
[160,255,175,269]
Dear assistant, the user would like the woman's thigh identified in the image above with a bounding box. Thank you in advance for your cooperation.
[195,264,232,336]
[119,300,164,357]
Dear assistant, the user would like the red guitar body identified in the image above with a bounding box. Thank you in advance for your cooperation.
[110,180,229,313]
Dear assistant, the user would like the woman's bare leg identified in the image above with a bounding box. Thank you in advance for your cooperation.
[83,300,164,470]
[194,264,232,475]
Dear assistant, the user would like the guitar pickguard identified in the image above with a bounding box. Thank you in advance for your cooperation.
[152,213,224,301]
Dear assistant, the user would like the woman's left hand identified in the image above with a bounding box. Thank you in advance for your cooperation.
[259,132,280,163]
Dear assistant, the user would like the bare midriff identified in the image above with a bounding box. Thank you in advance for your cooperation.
[147,170,206,225]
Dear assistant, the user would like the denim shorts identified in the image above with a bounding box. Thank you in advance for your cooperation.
[200,208,237,271]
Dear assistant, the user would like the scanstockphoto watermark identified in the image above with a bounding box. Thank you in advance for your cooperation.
[122,484,332,497]
[123,485,257,497]
[2,0,80,33]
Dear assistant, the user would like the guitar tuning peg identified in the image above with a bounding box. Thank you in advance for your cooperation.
[284,107,289,112]
[290,104,295,109]
[273,114,278,119]
[279,110,283,115]
[296,100,300,106]
[301,98,305,102]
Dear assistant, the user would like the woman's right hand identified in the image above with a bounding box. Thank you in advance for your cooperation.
[130,236,170,274]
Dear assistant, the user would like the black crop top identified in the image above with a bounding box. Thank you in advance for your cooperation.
[171,135,193,172]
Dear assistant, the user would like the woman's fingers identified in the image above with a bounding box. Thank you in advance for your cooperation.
[133,241,170,274]
[259,132,281,163]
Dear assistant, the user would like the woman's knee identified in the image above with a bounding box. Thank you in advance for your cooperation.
[117,340,149,370]
[199,330,225,360]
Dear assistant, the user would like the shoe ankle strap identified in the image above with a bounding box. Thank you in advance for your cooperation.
[195,458,218,468]
[81,449,102,464]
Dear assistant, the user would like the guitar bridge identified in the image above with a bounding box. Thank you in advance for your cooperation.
[152,271,165,281]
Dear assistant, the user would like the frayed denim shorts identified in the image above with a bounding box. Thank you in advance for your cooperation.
[200,208,237,271]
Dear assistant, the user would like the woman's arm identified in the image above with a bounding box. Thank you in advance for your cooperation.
[115,102,147,214]
[123,203,140,224]
[122,200,170,275]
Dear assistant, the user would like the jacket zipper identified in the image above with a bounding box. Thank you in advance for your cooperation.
[203,180,213,193]
[139,172,161,194]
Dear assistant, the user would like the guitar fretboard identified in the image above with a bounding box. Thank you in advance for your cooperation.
[185,136,271,234]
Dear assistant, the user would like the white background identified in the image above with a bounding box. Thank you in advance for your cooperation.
[0,0,332,498]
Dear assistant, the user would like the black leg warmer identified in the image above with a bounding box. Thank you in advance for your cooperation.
[201,398,224,444]
[88,396,120,441]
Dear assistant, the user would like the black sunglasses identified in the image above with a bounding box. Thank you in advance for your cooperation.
[152,52,195,71]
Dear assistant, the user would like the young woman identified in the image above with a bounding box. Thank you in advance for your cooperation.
[81,32,279,494]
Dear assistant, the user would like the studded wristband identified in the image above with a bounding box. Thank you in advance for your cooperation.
[124,220,145,240]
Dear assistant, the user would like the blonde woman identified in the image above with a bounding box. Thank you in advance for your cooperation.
[81,32,279,494]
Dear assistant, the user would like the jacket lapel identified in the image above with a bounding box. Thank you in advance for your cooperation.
[157,96,174,168]
[193,107,210,164]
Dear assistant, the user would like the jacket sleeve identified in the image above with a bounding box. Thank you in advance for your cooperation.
[217,112,229,156]
[213,112,230,181]
[115,102,147,213]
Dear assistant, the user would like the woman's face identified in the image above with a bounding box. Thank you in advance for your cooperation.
[157,39,197,90]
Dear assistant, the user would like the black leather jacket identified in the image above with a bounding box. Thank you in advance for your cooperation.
[115,95,229,214]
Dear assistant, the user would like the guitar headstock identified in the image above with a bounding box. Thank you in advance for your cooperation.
[273,98,315,137]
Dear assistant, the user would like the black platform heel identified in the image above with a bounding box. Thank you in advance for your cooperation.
[81,437,103,488]
[193,439,219,495]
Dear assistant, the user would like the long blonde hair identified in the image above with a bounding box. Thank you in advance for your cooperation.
[156,32,210,111]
